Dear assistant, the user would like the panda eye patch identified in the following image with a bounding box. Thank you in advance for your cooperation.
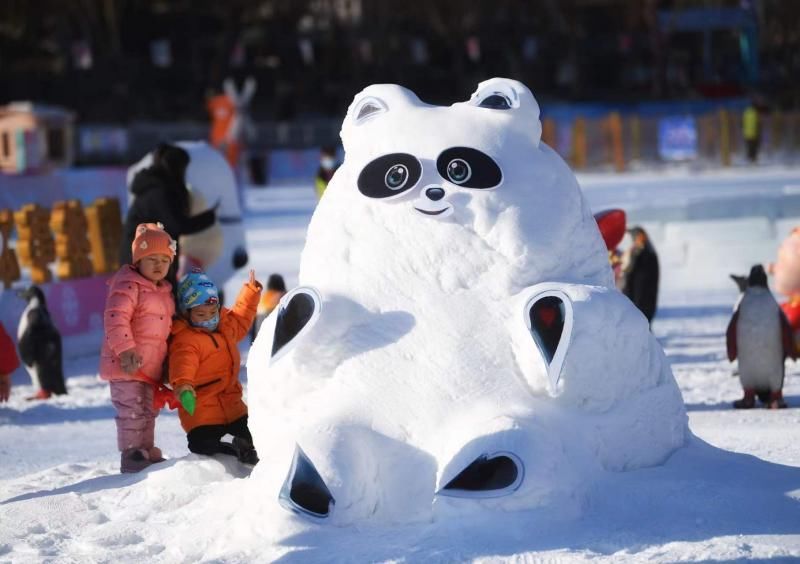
[358,154,422,199]
[436,148,502,189]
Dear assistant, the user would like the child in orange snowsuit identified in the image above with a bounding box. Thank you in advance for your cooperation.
[169,269,262,464]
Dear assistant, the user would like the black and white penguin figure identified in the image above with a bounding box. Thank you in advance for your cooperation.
[726,265,795,409]
[16,286,67,399]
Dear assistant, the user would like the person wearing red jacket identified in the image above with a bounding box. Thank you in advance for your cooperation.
[0,321,20,402]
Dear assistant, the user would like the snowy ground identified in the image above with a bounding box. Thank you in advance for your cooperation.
[2,167,800,563]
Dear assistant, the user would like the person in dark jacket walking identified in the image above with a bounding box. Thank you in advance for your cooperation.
[621,226,660,324]
[120,144,217,273]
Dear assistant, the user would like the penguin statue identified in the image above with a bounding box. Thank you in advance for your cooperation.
[16,286,67,399]
[726,265,795,408]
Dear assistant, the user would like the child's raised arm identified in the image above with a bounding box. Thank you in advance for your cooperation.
[223,269,262,342]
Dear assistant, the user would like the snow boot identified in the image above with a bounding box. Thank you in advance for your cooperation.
[767,390,787,410]
[147,446,166,463]
[232,437,259,466]
[733,389,756,409]
[121,448,153,473]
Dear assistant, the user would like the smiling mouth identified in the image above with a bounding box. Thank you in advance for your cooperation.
[414,207,448,216]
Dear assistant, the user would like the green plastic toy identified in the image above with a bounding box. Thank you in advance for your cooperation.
[180,390,196,415]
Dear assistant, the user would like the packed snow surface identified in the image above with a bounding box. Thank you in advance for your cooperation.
[2,167,800,559]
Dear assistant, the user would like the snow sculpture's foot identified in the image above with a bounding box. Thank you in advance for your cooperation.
[438,452,524,498]
[26,389,51,401]
[767,390,787,409]
[279,446,334,519]
[120,448,154,473]
[733,389,756,409]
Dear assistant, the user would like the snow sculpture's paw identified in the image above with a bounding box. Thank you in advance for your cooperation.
[524,289,574,394]
[272,425,438,525]
[257,287,321,365]
[514,282,687,470]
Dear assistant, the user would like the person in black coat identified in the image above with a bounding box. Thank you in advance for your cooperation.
[120,144,217,266]
[621,226,660,324]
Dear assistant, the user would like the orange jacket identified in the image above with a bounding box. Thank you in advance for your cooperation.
[168,282,261,432]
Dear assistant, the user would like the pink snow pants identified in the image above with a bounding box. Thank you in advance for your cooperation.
[110,381,157,452]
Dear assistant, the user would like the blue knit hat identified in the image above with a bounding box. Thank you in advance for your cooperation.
[177,269,219,312]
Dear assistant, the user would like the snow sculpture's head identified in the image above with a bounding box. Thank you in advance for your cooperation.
[344,79,539,221]
[312,78,612,295]
[248,78,687,527]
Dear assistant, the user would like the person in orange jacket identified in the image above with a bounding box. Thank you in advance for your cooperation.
[0,321,20,402]
[169,268,262,465]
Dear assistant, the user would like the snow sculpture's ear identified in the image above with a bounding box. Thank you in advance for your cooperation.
[269,287,322,365]
[467,78,542,145]
[342,85,421,150]
[468,78,524,110]
[351,96,388,125]
[524,290,573,396]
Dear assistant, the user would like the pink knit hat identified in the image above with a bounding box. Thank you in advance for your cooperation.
[131,222,177,263]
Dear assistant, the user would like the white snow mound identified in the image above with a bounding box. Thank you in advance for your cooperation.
[248,78,689,525]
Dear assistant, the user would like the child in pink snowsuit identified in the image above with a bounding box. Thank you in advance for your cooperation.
[100,223,177,473]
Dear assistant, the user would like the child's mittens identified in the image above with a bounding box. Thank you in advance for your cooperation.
[174,384,196,415]
[119,348,143,374]
[180,390,196,415]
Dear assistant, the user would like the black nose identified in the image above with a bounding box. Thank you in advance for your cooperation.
[426,187,445,201]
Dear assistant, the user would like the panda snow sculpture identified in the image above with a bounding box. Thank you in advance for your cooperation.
[248,78,688,525]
